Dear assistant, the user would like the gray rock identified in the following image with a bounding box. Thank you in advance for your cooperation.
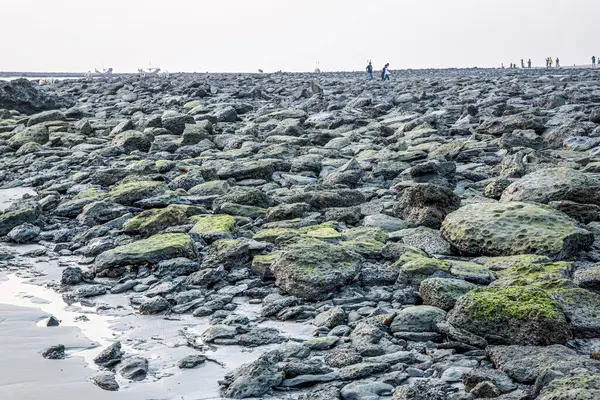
[94,342,123,368]
[7,222,40,243]
[138,296,170,315]
[178,354,207,369]
[117,356,149,381]
[314,306,347,329]
[393,184,461,229]
[91,372,119,391]
[42,344,65,360]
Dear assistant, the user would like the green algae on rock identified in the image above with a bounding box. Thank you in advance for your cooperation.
[490,261,574,290]
[448,286,571,346]
[537,372,600,400]
[123,205,204,236]
[271,238,362,300]
[441,202,593,260]
[108,181,168,206]
[94,233,198,273]
[191,214,236,241]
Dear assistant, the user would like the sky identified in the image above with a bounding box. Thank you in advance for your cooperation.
[0,0,598,73]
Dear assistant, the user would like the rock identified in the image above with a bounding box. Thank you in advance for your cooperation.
[162,111,195,134]
[551,288,600,338]
[324,345,363,368]
[574,265,600,293]
[441,202,593,260]
[462,368,518,393]
[117,356,149,381]
[392,379,451,400]
[7,223,40,243]
[486,344,600,383]
[139,296,170,315]
[392,226,452,255]
[340,381,394,400]
[221,352,283,399]
[501,129,544,149]
[470,381,501,398]
[314,306,347,329]
[419,278,478,311]
[123,205,200,236]
[363,214,410,232]
[77,201,130,226]
[393,184,461,229]
[61,267,83,285]
[448,287,571,345]
[112,130,152,153]
[46,316,60,327]
[537,372,600,400]
[390,305,447,334]
[191,214,236,241]
[0,78,74,114]
[501,167,600,205]
[42,344,65,360]
[108,181,167,206]
[94,233,198,273]
[271,238,362,300]
[8,125,50,149]
[94,342,123,368]
[178,354,207,369]
[91,372,119,391]
[0,207,38,236]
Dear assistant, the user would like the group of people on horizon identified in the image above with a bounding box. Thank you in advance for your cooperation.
[593,56,600,66]
[545,57,560,68]
[366,61,390,81]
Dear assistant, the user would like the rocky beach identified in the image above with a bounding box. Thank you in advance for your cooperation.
[1,69,600,400]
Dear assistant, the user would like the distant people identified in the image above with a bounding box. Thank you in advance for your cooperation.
[382,63,390,81]
[501,63,505,69]
[366,61,373,80]
[545,57,549,68]
[593,56,596,66]
[528,59,532,68]
[521,59,525,68]
[549,57,553,68]
[556,58,560,68]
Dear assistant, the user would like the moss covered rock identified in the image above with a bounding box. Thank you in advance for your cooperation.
[395,254,450,286]
[94,233,198,273]
[501,167,600,206]
[491,261,573,290]
[483,254,553,271]
[538,372,600,400]
[441,202,593,260]
[271,238,362,300]
[123,205,203,236]
[109,181,167,206]
[448,287,571,345]
[419,278,478,311]
[218,203,267,219]
[191,214,236,241]
[8,125,49,149]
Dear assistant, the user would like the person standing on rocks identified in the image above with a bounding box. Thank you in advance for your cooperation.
[528,59,532,68]
[521,59,525,68]
[594,56,597,66]
[366,61,373,80]
[556,58,560,68]
[381,63,390,81]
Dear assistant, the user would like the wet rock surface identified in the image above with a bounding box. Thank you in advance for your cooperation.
[1,69,600,399]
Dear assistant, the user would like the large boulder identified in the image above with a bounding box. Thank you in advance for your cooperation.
[441,202,593,260]
[501,167,600,205]
[271,238,362,300]
[448,287,571,345]
[537,372,600,400]
[392,184,461,229]
[0,207,38,236]
[486,345,600,383]
[94,233,198,273]
[476,112,546,136]
[0,78,74,114]
[8,125,49,149]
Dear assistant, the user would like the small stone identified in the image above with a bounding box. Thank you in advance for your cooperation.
[91,372,119,391]
[42,344,65,359]
[178,354,207,369]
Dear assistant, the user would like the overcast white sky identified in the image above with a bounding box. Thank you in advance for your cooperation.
[0,0,598,73]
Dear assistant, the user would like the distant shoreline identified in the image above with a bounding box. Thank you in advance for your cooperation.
[1,65,599,78]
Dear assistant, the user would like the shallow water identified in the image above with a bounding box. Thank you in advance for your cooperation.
[0,187,36,211]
